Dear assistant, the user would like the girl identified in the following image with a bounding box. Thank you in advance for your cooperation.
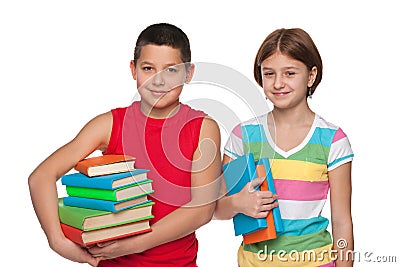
[29,23,221,266]
[215,28,354,267]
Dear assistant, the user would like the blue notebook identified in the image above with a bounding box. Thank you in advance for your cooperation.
[61,169,149,190]
[223,153,267,236]
[63,196,152,212]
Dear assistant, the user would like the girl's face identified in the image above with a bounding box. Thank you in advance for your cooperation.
[260,52,317,110]
[130,44,193,117]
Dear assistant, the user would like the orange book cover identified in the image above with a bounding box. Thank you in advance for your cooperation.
[75,154,135,177]
[243,164,276,244]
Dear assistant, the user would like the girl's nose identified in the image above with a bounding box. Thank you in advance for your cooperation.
[274,75,284,89]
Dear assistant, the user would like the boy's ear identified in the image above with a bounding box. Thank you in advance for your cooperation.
[130,60,137,80]
[185,63,195,84]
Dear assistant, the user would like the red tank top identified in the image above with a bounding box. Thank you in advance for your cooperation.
[100,101,206,267]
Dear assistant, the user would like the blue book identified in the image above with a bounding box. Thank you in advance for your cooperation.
[257,158,284,233]
[223,153,267,236]
[63,195,152,212]
[61,169,149,190]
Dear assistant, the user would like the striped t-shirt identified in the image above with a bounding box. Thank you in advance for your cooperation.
[224,113,354,267]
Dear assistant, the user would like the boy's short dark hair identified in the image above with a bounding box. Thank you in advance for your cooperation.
[133,23,191,66]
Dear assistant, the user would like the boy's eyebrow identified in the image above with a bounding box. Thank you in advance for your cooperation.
[140,61,154,66]
[140,61,183,68]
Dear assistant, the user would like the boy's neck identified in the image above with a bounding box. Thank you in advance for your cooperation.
[140,101,181,119]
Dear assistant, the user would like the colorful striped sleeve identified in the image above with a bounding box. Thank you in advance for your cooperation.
[327,128,354,171]
[224,123,244,159]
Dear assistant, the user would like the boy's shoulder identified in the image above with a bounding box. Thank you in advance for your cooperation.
[180,103,207,117]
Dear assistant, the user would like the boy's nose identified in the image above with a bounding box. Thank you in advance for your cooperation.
[152,71,165,86]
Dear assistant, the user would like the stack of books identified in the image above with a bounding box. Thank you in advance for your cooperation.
[58,154,154,246]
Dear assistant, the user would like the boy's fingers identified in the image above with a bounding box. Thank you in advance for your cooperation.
[97,241,115,247]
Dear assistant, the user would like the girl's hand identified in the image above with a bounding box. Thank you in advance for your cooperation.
[50,236,102,267]
[232,177,278,218]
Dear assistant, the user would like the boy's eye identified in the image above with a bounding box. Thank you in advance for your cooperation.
[166,67,177,73]
[142,66,152,71]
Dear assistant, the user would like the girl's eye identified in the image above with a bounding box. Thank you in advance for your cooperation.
[286,71,296,76]
[263,72,274,77]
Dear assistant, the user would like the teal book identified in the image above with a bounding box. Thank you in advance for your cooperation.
[61,169,149,190]
[223,153,267,236]
[257,158,283,233]
[58,198,154,231]
[63,195,151,212]
[66,179,153,201]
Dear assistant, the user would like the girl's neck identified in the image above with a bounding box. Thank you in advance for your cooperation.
[270,104,314,127]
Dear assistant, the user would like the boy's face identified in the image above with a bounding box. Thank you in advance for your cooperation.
[130,44,193,117]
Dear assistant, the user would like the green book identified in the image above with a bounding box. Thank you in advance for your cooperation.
[66,179,153,201]
[58,198,154,231]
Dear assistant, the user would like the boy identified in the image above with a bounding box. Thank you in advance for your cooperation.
[29,23,221,266]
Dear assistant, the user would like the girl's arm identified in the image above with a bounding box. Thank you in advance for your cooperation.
[28,112,112,267]
[214,155,278,220]
[329,162,354,267]
[88,117,222,259]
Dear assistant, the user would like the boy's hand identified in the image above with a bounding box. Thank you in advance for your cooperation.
[88,237,137,260]
[232,177,278,218]
[50,236,102,267]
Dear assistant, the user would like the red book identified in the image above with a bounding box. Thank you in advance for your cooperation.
[61,219,151,246]
[75,154,135,177]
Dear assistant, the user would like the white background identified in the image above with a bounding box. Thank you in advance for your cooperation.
[1,0,399,266]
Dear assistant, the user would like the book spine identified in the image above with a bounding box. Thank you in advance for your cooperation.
[66,186,118,201]
[63,196,117,212]
[60,223,85,246]
[58,200,87,229]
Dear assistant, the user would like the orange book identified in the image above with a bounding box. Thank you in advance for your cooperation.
[75,154,135,177]
[243,164,276,244]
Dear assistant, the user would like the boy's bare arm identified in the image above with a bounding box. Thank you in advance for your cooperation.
[88,117,222,259]
[28,112,112,266]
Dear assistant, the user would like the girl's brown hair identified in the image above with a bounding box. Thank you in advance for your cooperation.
[254,28,323,95]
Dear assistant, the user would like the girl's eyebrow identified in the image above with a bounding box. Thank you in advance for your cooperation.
[262,66,300,71]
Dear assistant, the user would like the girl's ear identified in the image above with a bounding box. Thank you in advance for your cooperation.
[184,63,195,84]
[130,60,137,80]
[308,66,318,88]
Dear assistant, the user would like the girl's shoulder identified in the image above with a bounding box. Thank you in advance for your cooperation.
[228,113,268,140]
[314,114,341,131]
[238,113,268,127]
